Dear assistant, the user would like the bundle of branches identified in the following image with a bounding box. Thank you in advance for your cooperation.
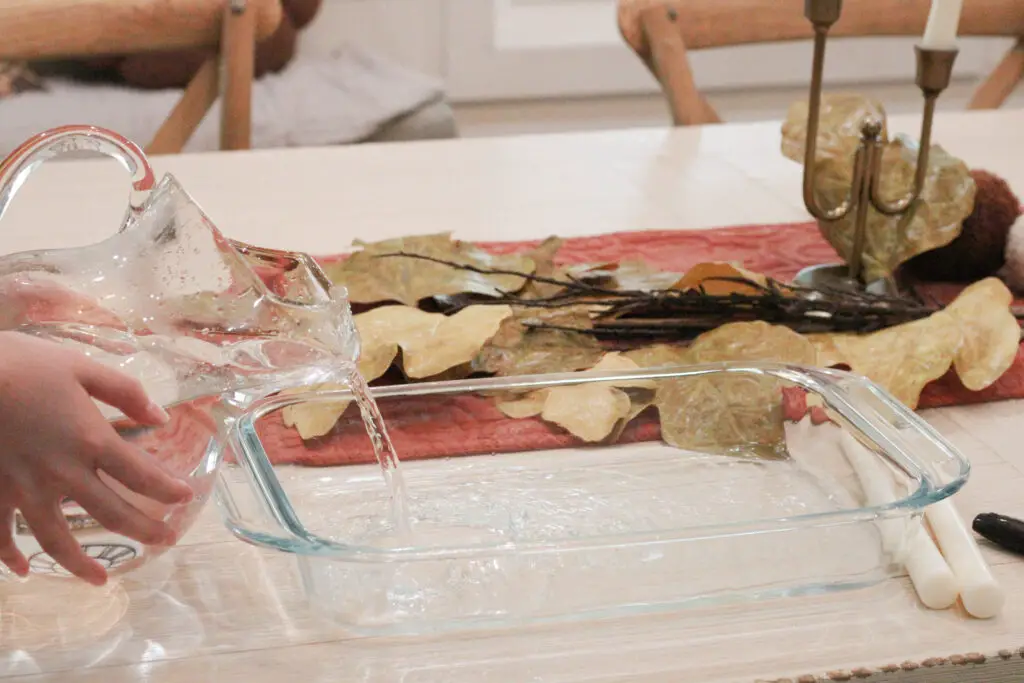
[387,252,939,342]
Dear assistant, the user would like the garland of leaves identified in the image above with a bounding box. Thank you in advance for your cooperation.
[282,233,1020,449]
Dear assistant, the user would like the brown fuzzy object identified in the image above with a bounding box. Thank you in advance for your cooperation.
[905,169,1023,282]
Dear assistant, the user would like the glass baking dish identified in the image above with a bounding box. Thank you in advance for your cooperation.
[214,363,969,636]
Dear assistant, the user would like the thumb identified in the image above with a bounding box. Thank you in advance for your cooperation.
[75,357,170,427]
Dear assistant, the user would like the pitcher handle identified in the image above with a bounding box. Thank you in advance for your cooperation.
[0,125,156,227]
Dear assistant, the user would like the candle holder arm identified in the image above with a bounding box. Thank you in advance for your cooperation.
[802,145,856,222]
[801,21,854,223]
[867,95,936,216]
[868,47,957,217]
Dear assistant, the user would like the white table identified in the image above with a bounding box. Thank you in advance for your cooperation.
[2,109,1024,682]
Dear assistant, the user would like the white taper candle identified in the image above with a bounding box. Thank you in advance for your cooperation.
[902,523,959,610]
[926,498,1005,619]
[922,0,964,49]
[840,432,957,610]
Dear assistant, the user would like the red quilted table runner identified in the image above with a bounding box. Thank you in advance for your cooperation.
[254,221,1024,467]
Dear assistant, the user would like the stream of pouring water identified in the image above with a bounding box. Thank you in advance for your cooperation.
[345,366,412,535]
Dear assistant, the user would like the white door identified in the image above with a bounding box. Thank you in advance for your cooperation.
[443,0,1007,104]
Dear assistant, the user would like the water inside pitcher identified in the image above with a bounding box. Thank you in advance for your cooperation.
[0,126,360,579]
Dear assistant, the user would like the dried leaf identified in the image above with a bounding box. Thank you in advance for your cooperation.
[323,233,536,306]
[496,392,547,419]
[622,325,816,457]
[594,352,659,440]
[672,262,768,296]
[827,312,962,409]
[625,344,691,369]
[520,237,565,300]
[494,352,648,442]
[282,384,350,440]
[356,304,513,379]
[474,304,604,376]
[587,351,658,389]
[655,372,790,458]
[622,389,656,423]
[806,333,848,368]
[809,280,1017,407]
[654,322,815,457]
[284,304,511,439]
[781,94,889,163]
[541,385,632,443]
[942,277,1019,391]
[688,321,817,365]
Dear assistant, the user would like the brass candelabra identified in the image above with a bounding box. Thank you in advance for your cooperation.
[792,0,959,294]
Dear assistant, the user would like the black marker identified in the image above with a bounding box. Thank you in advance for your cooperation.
[973,512,1024,556]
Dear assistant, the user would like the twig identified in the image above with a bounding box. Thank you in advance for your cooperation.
[377,251,622,297]
[379,250,939,338]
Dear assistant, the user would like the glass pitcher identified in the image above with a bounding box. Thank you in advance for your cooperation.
[0,125,360,580]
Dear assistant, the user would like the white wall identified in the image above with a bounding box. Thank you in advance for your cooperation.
[299,0,445,78]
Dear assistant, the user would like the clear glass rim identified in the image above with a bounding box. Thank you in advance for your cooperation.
[225,362,972,562]
[0,171,344,314]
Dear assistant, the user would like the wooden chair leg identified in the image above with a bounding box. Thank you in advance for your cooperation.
[968,38,1024,110]
[146,58,220,155]
[640,6,720,127]
[219,0,256,151]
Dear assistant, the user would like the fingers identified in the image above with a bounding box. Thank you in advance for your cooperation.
[9,447,186,585]
[75,358,170,427]
[95,436,193,506]
[73,358,193,506]
[0,507,28,577]
[18,502,106,586]
[65,468,178,548]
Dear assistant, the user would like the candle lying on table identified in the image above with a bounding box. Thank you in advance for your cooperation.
[840,432,904,553]
[839,432,958,610]
[902,523,960,610]
[922,0,964,49]
[926,499,1005,619]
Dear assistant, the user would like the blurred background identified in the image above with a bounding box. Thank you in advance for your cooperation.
[328,0,1021,136]
[0,0,1021,153]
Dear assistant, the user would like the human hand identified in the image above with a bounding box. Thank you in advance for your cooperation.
[0,332,193,585]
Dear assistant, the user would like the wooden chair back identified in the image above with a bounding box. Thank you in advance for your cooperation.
[617,0,1024,126]
[0,0,285,154]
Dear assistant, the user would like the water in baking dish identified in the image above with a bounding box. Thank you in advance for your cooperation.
[269,428,892,626]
